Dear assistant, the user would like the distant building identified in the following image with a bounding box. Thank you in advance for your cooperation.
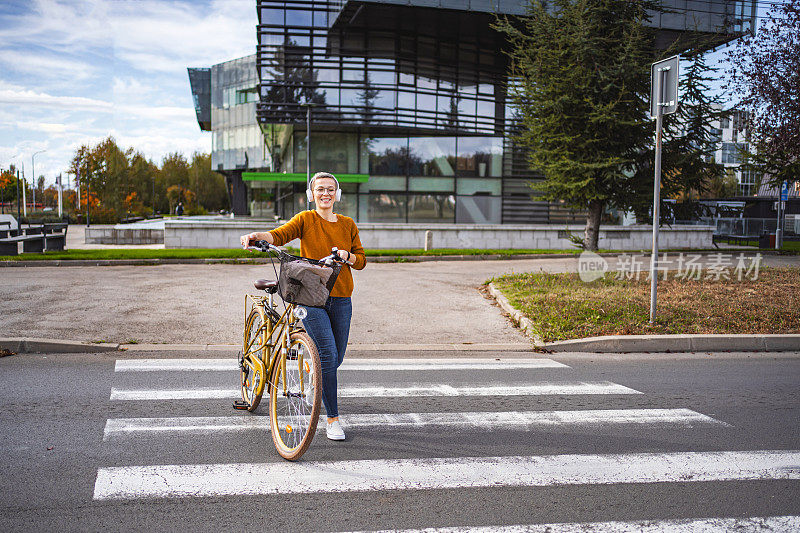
[707,107,759,197]
[191,0,757,219]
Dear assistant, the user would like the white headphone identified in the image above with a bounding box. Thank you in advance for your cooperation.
[306,172,342,202]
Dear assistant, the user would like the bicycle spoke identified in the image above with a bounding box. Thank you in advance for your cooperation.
[270,333,321,460]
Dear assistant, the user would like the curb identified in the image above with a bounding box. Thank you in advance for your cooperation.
[487,283,543,344]
[0,338,121,354]
[541,334,800,353]
[0,338,534,355]
[485,282,800,353]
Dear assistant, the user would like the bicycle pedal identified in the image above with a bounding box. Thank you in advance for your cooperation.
[232,400,250,410]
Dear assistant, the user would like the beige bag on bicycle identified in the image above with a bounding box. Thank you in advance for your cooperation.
[278,260,337,307]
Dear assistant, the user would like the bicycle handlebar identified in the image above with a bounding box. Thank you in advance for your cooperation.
[248,240,345,265]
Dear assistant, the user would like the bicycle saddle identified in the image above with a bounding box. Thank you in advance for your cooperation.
[254,279,279,293]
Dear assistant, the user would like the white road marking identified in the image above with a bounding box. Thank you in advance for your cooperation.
[103,409,727,440]
[114,358,569,372]
[93,449,800,500]
[351,515,800,532]
[109,381,640,401]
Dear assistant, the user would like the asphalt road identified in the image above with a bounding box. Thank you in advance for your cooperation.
[2,253,798,347]
[1,350,798,531]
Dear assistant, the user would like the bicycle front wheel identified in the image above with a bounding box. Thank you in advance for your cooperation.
[269,331,322,461]
[241,308,266,411]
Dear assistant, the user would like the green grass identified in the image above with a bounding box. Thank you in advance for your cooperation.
[0,247,585,261]
[489,268,800,342]
[1,244,795,261]
[363,248,586,257]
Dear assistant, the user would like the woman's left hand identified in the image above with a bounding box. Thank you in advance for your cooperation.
[336,249,352,265]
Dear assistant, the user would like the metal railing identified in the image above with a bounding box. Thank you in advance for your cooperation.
[700,217,799,237]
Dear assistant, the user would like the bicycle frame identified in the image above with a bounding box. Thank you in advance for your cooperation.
[242,290,307,400]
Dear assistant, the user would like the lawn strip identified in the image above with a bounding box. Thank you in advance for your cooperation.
[489,267,800,342]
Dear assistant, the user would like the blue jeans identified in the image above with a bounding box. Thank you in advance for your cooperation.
[301,296,352,418]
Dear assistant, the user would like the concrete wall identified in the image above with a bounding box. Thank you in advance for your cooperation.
[164,220,714,251]
[85,227,164,245]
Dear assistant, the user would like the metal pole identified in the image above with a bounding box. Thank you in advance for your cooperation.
[76,166,81,211]
[86,173,91,228]
[649,68,666,324]
[306,103,311,212]
[31,150,46,214]
[21,164,27,218]
[775,181,784,250]
[57,174,63,218]
[16,169,21,225]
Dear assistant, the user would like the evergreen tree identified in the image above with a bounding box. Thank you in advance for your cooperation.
[495,0,655,250]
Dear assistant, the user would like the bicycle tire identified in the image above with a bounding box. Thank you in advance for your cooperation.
[241,308,266,411]
[269,331,322,461]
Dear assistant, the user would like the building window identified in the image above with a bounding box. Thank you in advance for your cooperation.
[722,142,747,164]
[408,194,455,223]
[408,137,456,176]
[368,137,408,176]
[456,137,503,177]
[738,169,759,197]
[237,88,259,104]
[362,193,407,222]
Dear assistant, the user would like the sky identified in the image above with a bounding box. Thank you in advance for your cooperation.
[0,1,781,188]
[0,0,256,186]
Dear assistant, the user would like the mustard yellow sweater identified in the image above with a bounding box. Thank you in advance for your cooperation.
[269,210,366,297]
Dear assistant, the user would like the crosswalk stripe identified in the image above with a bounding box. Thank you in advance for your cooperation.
[102,408,728,440]
[350,515,800,533]
[113,358,569,372]
[109,381,640,401]
[92,449,800,500]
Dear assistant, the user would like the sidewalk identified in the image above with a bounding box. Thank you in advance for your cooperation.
[1,251,798,353]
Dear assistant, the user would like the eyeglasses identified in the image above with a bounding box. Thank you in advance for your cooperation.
[314,187,336,195]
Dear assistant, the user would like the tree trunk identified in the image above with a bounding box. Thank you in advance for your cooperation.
[584,199,604,251]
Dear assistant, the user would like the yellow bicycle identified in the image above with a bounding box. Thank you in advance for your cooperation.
[236,241,342,461]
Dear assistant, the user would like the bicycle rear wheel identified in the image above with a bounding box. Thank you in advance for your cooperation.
[241,309,266,411]
[269,331,322,461]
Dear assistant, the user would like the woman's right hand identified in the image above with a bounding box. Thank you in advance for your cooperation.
[241,232,274,248]
[240,233,257,248]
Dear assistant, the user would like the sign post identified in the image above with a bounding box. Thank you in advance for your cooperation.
[649,55,679,324]
[776,181,789,250]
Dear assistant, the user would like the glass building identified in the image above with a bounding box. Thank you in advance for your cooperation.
[191,0,756,220]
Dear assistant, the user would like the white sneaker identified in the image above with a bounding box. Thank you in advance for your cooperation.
[326,419,345,441]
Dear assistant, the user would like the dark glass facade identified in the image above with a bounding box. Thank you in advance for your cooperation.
[256,1,507,135]
[190,0,757,219]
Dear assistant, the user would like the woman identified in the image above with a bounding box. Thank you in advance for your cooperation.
[240,172,366,441]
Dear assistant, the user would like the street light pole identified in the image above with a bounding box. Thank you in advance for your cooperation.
[31,150,46,214]
[16,169,21,225]
[300,102,314,212]
[21,163,27,218]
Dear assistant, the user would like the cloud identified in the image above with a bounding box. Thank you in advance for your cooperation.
[0,0,254,183]
[113,131,210,163]
[0,0,112,52]
[0,85,113,111]
[0,48,100,81]
[14,121,69,134]
[109,0,256,73]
